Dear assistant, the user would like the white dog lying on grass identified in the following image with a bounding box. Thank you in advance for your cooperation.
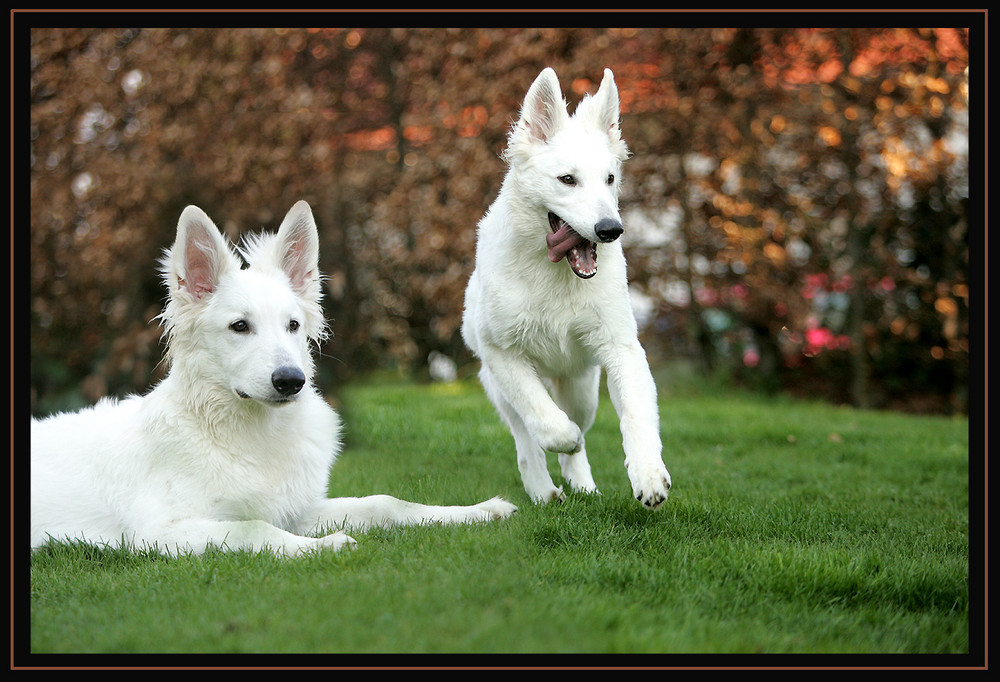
[31,200,516,556]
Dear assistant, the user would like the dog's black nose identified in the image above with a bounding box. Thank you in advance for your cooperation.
[272,366,305,396]
[595,218,623,242]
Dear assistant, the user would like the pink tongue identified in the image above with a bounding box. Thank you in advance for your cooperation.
[546,222,597,278]
[546,222,585,263]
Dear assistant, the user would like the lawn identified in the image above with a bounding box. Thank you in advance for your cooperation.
[23,372,974,663]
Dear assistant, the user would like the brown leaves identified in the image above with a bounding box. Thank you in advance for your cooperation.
[28,27,971,413]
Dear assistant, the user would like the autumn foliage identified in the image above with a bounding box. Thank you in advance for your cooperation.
[27,26,971,414]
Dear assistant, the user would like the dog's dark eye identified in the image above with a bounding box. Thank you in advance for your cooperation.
[607,174,615,185]
[288,320,300,332]
[229,320,249,333]
[558,174,576,186]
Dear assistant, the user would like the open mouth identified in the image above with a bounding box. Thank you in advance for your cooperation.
[546,213,597,279]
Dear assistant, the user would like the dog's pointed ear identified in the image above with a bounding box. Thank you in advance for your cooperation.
[168,205,235,300]
[274,200,320,298]
[518,67,569,144]
[575,68,628,161]
[593,69,621,138]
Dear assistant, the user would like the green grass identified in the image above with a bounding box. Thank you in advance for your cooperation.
[25,373,972,658]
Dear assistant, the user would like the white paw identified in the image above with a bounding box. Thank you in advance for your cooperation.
[306,530,357,554]
[528,485,566,505]
[570,481,601,495]
[626,460,672,509]
[476,496,519,520]
[559,452,599,494]
[533,416,583,454]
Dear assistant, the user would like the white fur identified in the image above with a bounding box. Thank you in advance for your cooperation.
[462,68,672,507]
[31,200,516,557]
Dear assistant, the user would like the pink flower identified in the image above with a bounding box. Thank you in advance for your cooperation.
[803,326,836,356]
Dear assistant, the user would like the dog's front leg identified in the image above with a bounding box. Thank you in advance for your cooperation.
[481,364,565,503]
[297,495,517,534]
[549,369,601,495]
[478,343,583,455]
[150,518,356,557]
[603,341,672,508]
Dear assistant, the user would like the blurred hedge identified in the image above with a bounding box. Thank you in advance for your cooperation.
[27,26,971,414]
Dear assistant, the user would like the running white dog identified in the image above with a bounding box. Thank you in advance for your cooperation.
[31,201,516,556]
[462,68,672,508]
